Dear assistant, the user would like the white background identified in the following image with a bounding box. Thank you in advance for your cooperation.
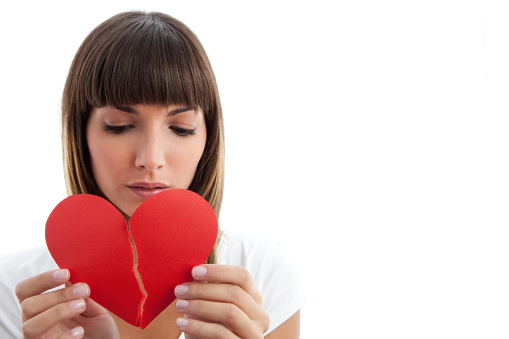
[0,1,508,338]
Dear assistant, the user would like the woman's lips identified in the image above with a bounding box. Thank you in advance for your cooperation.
[127,183,169,199]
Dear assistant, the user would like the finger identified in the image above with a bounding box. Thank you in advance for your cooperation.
[176,317,241,339]
[21,283,90,321]
[79,296,110,318]
[15,269,69,303]
[175,282,267,322]
[57,326,84,338]
[191,265,262,304]
[176,299,263,338]
[21,299,86,338]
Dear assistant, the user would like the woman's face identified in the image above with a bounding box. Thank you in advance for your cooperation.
[86,104,207,217]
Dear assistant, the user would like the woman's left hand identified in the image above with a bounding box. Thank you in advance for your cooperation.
[174,264,270,338]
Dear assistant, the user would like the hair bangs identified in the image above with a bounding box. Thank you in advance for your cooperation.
[85,14,212,112]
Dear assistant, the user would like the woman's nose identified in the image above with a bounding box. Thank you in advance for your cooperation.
[135,134,166,171]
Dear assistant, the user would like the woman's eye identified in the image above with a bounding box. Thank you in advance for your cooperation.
[170,126,196,136]
[104,124,131,134]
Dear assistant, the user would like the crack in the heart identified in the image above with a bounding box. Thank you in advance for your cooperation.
[126,220,148,327]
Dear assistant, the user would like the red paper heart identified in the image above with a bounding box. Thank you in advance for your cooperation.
[45,189,217,329]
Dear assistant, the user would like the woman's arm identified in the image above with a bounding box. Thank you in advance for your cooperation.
[265,310,300,338]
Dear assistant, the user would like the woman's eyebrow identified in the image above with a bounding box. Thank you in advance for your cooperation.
[114,106,192,116]
[115,106,139,114]
[168,107,192,116]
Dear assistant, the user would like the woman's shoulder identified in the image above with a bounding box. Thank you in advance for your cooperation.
[217,230,299,276]
[0,246,57,288]
[217,231,282,265]
[217,231,298,275]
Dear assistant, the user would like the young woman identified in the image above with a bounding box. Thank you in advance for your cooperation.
[0,11,303,338]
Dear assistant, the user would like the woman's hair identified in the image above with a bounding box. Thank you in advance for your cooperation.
[62,11,224,264]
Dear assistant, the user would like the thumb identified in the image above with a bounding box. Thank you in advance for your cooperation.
[80,297,110,317]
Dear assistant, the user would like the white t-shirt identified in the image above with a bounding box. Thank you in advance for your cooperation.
[0,231,304,338]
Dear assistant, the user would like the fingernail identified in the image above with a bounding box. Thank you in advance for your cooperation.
[73,284,89,298]
[71,326,84,337]
[53,269,69,282]
[69,299,85,310]
[176,299,189,310]
[192,266,207,277]
[174,284,189,297]
[176,317,189,328]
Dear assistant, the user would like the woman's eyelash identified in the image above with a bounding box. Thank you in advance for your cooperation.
[104,124,131,134]
[170,126,196,136]
[103,124,195,136]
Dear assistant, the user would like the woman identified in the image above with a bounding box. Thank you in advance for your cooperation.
[0,11,303,338]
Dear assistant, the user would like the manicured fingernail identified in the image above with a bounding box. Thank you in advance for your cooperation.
[176,317,189,328]
[53,269,69,282]
[69,299,85,310]
[176,299,189,310]
[73,284,89,298]
[192,266,207,277]
[71,326,84,337]
[174,284,189,297]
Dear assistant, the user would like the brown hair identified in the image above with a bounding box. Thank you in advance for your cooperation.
[61,11,224,264]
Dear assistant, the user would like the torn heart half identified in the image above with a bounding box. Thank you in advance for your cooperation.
[45,189,218,329]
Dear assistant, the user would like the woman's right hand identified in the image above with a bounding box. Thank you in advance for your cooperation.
[15,269,119,339]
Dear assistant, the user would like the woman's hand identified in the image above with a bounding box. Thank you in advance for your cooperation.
[174,265,270,339]
[15,269,119,339]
